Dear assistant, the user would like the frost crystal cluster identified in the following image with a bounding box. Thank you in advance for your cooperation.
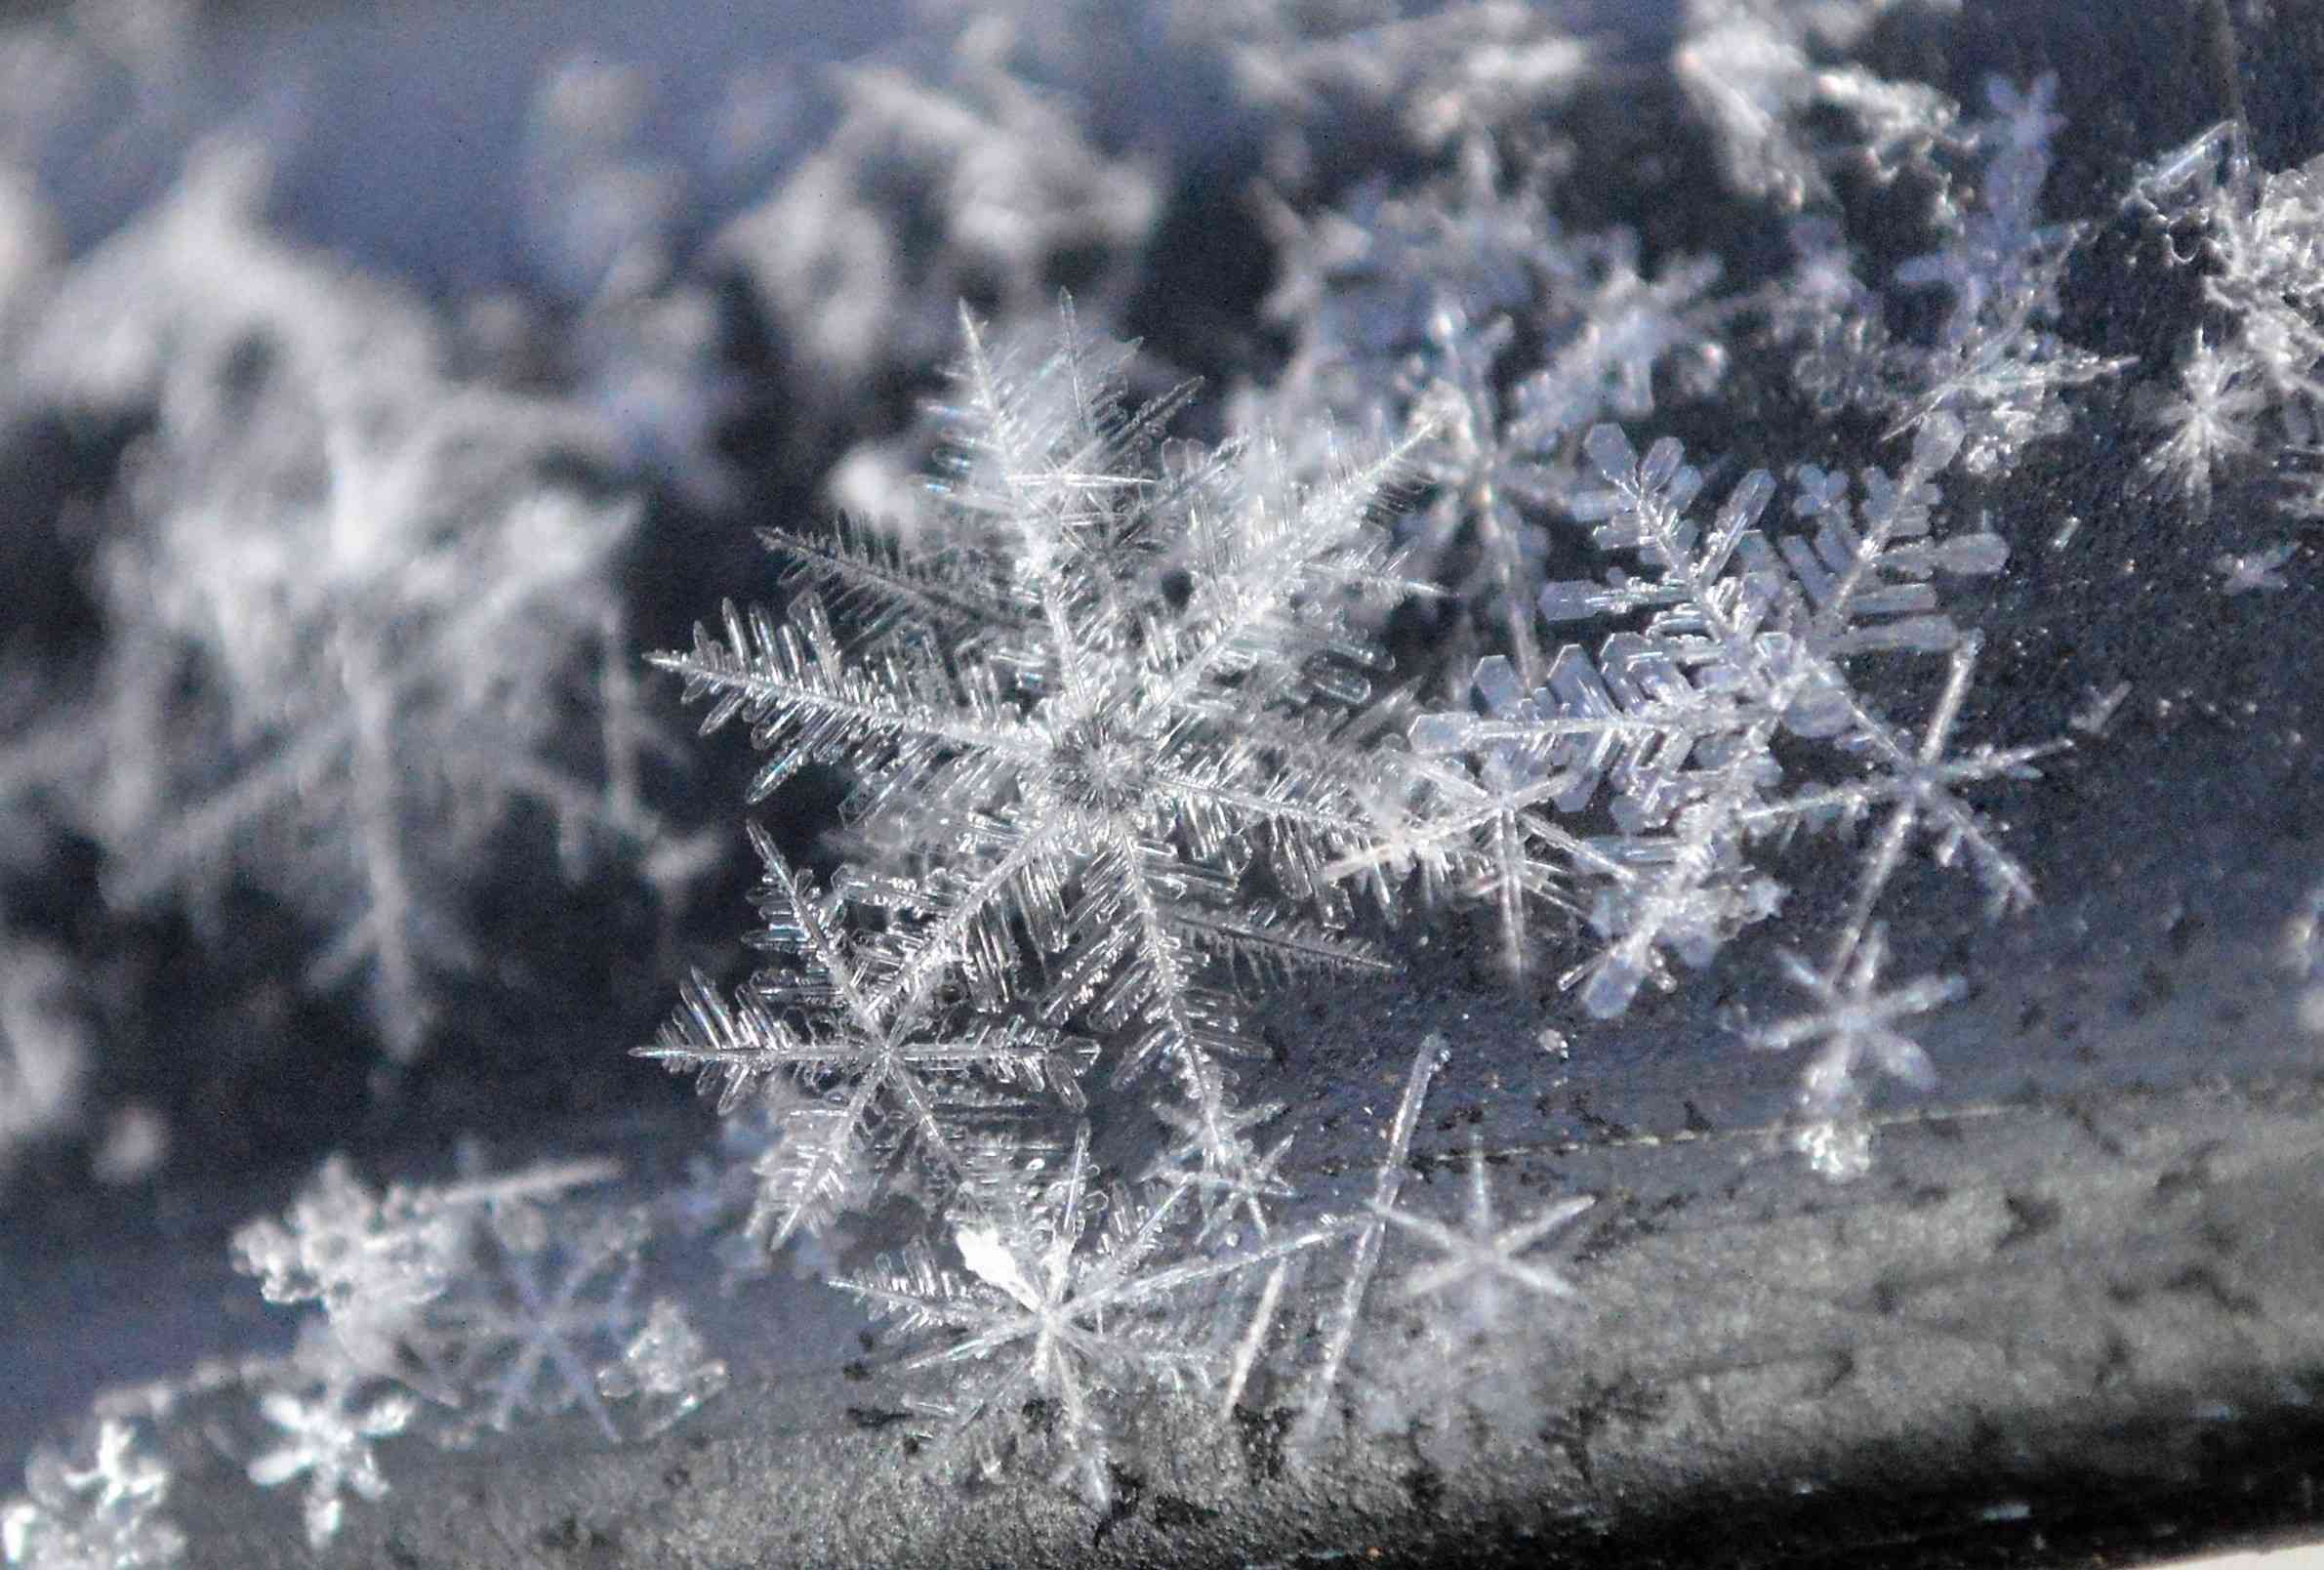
[224,1153,724,1545]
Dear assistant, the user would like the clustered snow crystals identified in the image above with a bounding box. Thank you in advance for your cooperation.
[633,48,2118,1503]
[217,1153,726,1546]
[9,0,2260,1545]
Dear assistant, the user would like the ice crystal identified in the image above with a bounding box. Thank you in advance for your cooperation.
[1885,74,2131,476]
[2126,120,2324,504]
[1346,414,2040,1025]
[652,302,1417,1201]
[2,1421,183,1570]
[422,1205,650,1444]
[1371,1129,1592,1333]
[247,1376,416,1549]
[227,1151,718,1539]
[715,21,1158,416]
[640,827,1094,1245]
[592,1299,731,1441]
[1284,1032,1444,1455]
[1673,0,1955,212]
[2140,329,2265,516]
[1749,921,1964,1125]
[833,1125,1328,1507]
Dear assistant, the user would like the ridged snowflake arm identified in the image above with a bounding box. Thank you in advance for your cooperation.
[1749,922,1965,1121]
[317,631,454,1061]
[1411,643,1762,836]
[634,971,804,1115]
[941,304,1190,718]
[1555,424,1780,662]
[1372,1130,1594,1329]
[838,814,1084,1015]
[1287,1031,1445,1456]
[1779,413,2004,660]
[1325,743,1629,978]
[3,1420,185,1570]
[1152,425,1425,714]
[1137,719,1382,871]
[247,1377,416,1549]
[647,591,1042,807]
[766,515,1023,646]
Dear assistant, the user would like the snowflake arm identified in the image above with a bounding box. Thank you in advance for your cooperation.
[648,592,1043,809]
[1286,1031,1445,1456]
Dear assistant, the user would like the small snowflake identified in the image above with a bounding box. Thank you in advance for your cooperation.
[1372,1130,1592,1334]
[426,1206,650,1442]
[2,1420,184,1570]
[834,1125,1319,1507]
[247,1377,417,1549]
[1749,922,1965,1125]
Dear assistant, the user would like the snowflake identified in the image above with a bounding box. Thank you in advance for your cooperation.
[1371,1130,1592,1335]
[2,1421,183,1570]
[229,1154,471,1379]
[1748,921,1965,1126]
[1281,1032,1445,1456]
[832,1125,1324,1507]
[1885,74,2132,476]
[49,145,674,1063]
[1533,227,1731,431]
[247,1376,417,1549]
[638,827,1094,1246]
[230,1152,629,1400]
[652,303,1418,1202]
[2141,329,2264,516]
[1735,631,2059,966]
[714,21,1158,414]
[1348,417,2039,1023]
[2125,118,2324,481]
[423,1205,651,1443]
